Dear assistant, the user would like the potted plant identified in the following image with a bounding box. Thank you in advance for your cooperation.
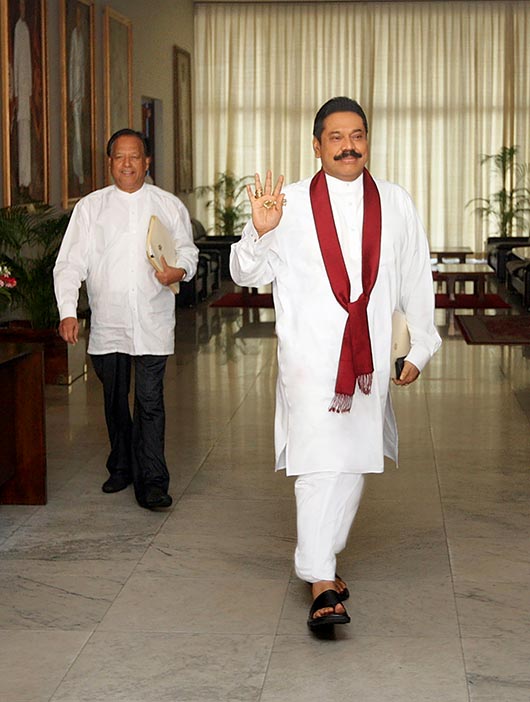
[194,171,253,278]
[468,146,530,281]
[0,205,86,384]
[195,170,253,238]
[468,145,530,239]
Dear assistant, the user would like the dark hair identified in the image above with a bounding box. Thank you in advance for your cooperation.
[106,129,151,157]
[312,97,369,140]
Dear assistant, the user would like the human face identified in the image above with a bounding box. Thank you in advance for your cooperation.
[109,135,150,193]
[312,111,369,182]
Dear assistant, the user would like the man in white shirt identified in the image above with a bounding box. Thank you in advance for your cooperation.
[230,97,441,631]
[54,129,198,510]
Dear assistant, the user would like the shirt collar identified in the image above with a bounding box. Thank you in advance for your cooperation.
[113,183,147,200]
[325,172,364,196]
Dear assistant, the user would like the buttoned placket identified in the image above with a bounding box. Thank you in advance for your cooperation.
[329,179,364,301]
[128,196,139,352]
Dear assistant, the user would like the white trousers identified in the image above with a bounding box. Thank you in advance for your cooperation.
[294,471,365,583]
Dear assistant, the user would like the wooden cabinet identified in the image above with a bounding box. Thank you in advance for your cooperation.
[0,344,47,504]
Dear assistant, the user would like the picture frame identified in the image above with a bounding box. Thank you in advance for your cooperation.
[0,0,49,206]
[60,0,96,209]
[173,45,193,193]
[103,6,132,180]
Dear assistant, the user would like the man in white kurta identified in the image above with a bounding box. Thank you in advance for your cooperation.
[54,129,198,510]
[13,0,32,190]
[230,97,441,630]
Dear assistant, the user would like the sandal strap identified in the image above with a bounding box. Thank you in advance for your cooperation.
[309,589,342,618]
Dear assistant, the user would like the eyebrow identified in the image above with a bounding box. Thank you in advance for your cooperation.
[328,128,365,136]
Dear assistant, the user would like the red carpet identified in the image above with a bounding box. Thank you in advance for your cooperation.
[456,315,530,344]
[435,293,511,309]
[210,292,274,308]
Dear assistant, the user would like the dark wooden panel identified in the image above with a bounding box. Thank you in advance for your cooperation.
[0,345,47,505]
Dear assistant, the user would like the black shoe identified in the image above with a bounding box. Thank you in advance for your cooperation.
[101,474,131,493]
[144,486,173,509]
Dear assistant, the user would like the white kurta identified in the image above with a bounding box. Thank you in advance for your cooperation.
[230,173,441,476]
[54,183,199,356]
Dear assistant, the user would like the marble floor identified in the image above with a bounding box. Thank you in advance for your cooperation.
[1,286,529,702]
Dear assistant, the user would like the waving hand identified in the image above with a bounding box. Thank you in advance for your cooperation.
[247,170,285,238]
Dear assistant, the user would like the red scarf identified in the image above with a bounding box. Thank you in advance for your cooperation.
[310,168,382,413]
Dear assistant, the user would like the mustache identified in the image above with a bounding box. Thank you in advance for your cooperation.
[334,149,363,161]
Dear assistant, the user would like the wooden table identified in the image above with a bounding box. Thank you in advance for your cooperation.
[0,343,47,504]
[430,246,473,263]
[434,263,494,300]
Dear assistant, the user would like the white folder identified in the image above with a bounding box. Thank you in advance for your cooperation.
[146,215,179,294]
[390,309,411,379]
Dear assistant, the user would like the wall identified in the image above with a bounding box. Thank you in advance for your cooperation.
[0,0,194,210]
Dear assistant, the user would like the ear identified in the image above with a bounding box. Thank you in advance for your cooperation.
[312,136,321,159]
[145,156,152,171]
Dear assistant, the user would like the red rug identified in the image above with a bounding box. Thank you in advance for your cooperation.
[210,292,274,308]
[435,293,511,309]
[455,315,530,344]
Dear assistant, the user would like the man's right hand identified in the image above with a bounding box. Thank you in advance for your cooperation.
[58,317,79,344]
[246,170,285,237]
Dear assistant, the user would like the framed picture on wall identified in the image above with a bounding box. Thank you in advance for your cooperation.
[103,6,132,181]
[0,0,49,206]
[60,0,96,209]
[173,45,193,193]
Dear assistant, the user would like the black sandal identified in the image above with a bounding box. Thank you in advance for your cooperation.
[307,589,351,630]
[305,575,350,602]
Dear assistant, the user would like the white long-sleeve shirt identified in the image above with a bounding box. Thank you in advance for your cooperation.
[54,183,198,356]
[230,173,441,476]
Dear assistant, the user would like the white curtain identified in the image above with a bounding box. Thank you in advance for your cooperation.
[194,1,530,251]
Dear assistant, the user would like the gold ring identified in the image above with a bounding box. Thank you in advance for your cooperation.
[254,188,263,199]
[263,199,276,209]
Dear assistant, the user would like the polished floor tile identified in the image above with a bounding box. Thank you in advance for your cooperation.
[0,288,529,702]
[50,632,274,701]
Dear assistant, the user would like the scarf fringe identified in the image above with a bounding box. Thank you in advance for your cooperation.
[329,373,373,413]
[329,393,353,413]
[357,373,373,395]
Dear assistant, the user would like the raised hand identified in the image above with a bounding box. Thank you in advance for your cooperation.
[246,170,285,238]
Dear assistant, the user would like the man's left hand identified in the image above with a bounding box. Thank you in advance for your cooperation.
[392,360,420,386]
[154,256,186,287]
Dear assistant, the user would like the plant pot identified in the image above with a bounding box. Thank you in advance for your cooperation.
[0,322,87,385]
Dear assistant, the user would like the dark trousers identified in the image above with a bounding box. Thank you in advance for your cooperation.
[91,353,169,504]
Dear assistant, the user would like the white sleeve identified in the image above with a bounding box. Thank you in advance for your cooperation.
[399,194,442,372]
[53,203,89,320]
[229,220,279,287]
[172,202,199,280]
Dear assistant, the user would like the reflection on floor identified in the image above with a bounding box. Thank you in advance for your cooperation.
[1,291,529,702]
